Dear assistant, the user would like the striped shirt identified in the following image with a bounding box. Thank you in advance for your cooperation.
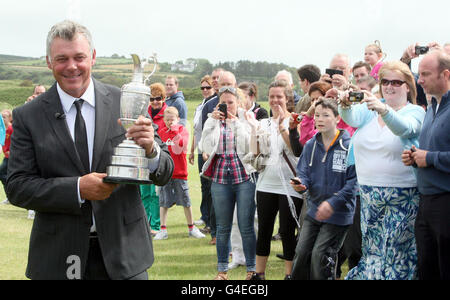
[212,121,249,184]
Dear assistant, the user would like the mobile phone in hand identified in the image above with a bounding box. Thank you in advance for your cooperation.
[290,178,301,185]
[410,147,418,168]
[326,68,344,77]
[218,103,228,119]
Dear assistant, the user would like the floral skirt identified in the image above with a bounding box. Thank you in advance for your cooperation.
[345,185,419,280]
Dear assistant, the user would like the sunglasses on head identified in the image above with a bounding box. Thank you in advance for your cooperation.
[150,96,163,102]
[380,79,406,87]
[200,86,212,91]
[219,86,237,96]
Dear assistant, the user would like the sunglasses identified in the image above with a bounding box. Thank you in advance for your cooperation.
[150,96,163,102]
[219,86,237,96]
[380,79,406,87]
[200,86,212,91]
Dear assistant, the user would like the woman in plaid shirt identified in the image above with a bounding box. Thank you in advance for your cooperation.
[199,86,258,280]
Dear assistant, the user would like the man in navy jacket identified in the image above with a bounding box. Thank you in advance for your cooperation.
[402,50,450,280]
[165,76,188,126]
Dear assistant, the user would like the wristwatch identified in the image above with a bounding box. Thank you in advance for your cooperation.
[148,142,160,159]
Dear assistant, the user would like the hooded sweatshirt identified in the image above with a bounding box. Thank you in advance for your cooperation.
[297,129,357,226]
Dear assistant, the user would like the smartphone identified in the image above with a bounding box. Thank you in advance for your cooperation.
[326,68,344,77]
[410,147,418,168]
[218,103,228,119]
[290,178,302,185]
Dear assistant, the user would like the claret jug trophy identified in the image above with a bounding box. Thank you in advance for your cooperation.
[104,54,157,184]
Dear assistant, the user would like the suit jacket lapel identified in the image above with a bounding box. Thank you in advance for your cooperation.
[42,83,86,174]
[91,79,113,172]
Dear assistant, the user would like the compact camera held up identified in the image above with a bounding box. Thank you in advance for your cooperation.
[348,91,364,103]
[291,113,303,125]
[415,45,429,55]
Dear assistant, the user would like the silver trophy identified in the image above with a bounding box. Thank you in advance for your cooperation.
[104,53,158,184]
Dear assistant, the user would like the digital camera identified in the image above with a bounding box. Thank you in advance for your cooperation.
[348,91,364,103]
[415,45,429,55]
[291,113,303,125]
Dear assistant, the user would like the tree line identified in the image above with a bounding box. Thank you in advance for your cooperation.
[0,55,300,103]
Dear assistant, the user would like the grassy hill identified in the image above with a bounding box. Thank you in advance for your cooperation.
[0,53,304,107]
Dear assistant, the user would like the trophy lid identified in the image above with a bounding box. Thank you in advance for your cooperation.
[121,54,151,95]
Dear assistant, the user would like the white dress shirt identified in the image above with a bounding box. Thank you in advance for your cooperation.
[56,78,160,232]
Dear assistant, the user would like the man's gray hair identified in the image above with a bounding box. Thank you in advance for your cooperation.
[46,20,94,58]
[275,70,294,85]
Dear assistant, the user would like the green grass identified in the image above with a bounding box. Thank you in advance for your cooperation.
[0,99,287,280]
[0,94,349,280]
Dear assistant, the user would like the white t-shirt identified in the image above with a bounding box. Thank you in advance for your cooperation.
[256,118,299,197]
[353,116,417,188]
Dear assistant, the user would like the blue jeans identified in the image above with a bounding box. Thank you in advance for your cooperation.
[211,180,256,272]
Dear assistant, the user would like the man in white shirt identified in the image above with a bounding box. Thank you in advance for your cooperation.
[7,20,173,280]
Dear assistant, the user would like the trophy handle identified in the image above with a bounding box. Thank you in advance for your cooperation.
[144,53,158,86]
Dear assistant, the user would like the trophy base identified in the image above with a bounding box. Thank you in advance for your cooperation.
[103,176,152,185]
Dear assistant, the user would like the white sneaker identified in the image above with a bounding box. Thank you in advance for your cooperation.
[27,210,35,220]
[1,198,9,205]
[194,219,205,226]
[153,230,168,240]
[189,226,206,239]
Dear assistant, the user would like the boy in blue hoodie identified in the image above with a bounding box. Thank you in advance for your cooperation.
[290,98,357,280]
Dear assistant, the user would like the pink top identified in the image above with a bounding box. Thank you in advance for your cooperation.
[299,115,357,145]
[370,61,384,81]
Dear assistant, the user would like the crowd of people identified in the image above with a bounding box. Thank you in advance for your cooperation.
[2,19,449,280]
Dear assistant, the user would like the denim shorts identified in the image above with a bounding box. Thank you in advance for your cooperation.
[159,178,191,208]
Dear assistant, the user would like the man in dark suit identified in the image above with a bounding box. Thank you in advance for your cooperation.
[6,20,173,280]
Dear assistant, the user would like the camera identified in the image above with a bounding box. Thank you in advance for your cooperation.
[218,103,228,119]
[291,113,303,125]
[348,91,364,103]
[415,46,429,55]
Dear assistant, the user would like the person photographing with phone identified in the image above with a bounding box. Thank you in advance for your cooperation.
[338,61,425,280]
[199,86,257,280]
[321,54,352,89]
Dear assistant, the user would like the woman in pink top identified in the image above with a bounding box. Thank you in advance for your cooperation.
[299,81,356,145]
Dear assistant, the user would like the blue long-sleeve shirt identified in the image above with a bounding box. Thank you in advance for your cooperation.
[417,90,450,195]
[339,100,425,166]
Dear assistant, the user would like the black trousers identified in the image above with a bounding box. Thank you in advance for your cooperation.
[337,196,362,278]
[415,192,450,280]
[256,191,302,261]
[198,154,215,234]
[84,235,148,280]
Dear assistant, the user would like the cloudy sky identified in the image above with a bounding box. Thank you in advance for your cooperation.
[1,0,448,72]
